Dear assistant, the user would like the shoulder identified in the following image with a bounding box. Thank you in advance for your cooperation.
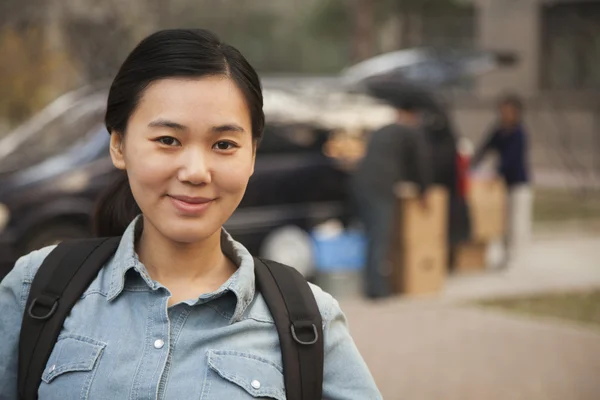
[393,124,422,143]
[308,282,343,324]
[372,123,401,137]
[4,245,56,285]
[244,273,342,326]
[489,125,502,137]
[383,123,412,135]
[370,124,413,146]
[0,245,56,309]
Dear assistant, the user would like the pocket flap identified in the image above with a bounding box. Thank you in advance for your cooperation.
[207,350,285,399]
[42,335,106,383]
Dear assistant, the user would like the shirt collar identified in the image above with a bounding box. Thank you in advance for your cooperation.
[105,215,256,323]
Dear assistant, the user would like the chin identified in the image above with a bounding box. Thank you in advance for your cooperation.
[157,219,222,245]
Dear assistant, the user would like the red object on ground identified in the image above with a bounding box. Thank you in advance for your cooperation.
[456,152,470,198]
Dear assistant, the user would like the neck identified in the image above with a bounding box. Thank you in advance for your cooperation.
[396,113,419,127]
[135,217,234,289]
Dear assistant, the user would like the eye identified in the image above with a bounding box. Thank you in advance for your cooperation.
[155,136,181,146]
[213,141,237,151]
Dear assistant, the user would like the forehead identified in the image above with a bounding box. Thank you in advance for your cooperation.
[133,76,251,126]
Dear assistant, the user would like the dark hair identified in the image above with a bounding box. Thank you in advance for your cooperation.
[499,94,523,112]
[93,29,264,237]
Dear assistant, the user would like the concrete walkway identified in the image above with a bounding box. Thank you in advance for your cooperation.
[443,234,600,301]
[339,232,600,399]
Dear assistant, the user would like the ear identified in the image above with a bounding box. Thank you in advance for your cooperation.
[250,141,257,176]
[109,131,126,170]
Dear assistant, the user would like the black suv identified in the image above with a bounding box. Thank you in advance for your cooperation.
[0,87,349,279]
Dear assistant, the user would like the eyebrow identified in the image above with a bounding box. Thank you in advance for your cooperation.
[212,124,245,134]
[148,119,245,134]
[148,119,186,131]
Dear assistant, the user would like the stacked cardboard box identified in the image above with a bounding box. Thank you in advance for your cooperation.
[455,177,507,272]
[391,184,448,295]
[469,178,507,241]
[454,242,488,272]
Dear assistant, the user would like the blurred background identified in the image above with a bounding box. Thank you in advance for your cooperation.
[1,0,599,399]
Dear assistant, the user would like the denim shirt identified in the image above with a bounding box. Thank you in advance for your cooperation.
[0,217,381,399]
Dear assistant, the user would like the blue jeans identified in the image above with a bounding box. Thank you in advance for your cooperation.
[351,186,395,299]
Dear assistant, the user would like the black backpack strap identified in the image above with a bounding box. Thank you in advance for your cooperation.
[254,257,324,400]
[18,237,121,400]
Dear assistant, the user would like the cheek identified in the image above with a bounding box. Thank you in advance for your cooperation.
[124,145,171,191]
[214,153,254,193]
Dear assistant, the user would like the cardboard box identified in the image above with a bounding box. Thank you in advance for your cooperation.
[392,241,447,295]
[394,184,449,244]
[454,242,488,272]
[468,178,507,241]
[391,184,448,295]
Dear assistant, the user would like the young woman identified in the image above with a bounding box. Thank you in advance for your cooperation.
[0,29,381,399]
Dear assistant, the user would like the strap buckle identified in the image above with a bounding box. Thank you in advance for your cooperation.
[27,295,58,320]
[290,321,319,345]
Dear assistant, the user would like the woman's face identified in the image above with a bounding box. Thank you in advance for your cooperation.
[109,76,255,244]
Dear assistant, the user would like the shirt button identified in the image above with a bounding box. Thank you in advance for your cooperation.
[154,339,165,349]
[251,380,261,390]
[49,364,56,373]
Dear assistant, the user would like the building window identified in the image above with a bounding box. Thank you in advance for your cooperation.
[421,5,476,49]
[542,2,600,90]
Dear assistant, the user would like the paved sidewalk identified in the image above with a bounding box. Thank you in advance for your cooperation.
[339,233,600,399]
[443,234,600,301]
[342,299,600,400]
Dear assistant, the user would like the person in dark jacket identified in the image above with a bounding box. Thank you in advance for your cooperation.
[472,94,532,265]
[472,96,530,186]
[421,105,471,270]
[351,100,431,299]
[370,79,471,270]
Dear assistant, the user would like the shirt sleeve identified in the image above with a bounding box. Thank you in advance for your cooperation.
[311,286,383,399]
[471,127,499,167]
[0,247,54,400]
[0,254,33,400]
[412,129,433,195]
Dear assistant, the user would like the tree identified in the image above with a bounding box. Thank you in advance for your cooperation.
[373,0,468,50]
[354,0,376,61]
[305,0,464,65]
[0,0,47,30]
[61,14,136,82]
[0,26,75,126]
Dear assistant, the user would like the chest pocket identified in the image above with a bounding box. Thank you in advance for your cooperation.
[39,335,106,398]
[203,350,286,400]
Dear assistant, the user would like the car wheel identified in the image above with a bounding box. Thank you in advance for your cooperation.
[22,222,91,254]
[259,225,315,278]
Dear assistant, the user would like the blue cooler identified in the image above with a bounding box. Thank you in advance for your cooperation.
[311,231,367,298]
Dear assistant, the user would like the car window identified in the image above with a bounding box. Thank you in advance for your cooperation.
[0,95,106,173]
[258,124,328,155]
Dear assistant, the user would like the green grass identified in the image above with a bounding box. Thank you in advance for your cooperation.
[477,190,600,329]
[478,290,600,329]
[533,189,600,223]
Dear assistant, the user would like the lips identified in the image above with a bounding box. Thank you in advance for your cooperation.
[168,195,215,215]
[169,195,214,204]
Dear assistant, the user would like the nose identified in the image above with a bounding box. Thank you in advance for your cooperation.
[177,148,212,185]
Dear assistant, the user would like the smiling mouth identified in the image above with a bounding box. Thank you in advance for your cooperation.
[168,195,215,214]
[169,195,214,204]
